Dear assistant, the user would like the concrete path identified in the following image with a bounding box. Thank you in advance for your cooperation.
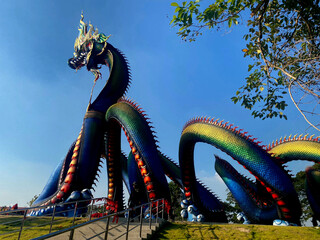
[47,217,166,240]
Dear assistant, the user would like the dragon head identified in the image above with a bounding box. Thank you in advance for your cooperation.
[68,13,111,80]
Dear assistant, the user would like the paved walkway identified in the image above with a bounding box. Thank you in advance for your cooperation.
[47,217,165,240]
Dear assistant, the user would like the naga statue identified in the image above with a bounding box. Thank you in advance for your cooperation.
[31,14,320,225]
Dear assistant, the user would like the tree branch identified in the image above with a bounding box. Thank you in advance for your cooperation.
[289,80,320,132]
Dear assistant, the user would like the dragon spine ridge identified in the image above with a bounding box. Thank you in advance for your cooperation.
[119,97,160,148]
[182,117,295,178]
[266,134,320,151]
[217,155,274,208]
[159,151,222,202]
[183,116,267,150]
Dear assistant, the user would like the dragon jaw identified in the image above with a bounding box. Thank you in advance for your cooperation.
[68,13,110,78]
[68,50,89,70]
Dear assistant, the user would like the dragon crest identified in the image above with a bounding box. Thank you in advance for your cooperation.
[68,13,111,80]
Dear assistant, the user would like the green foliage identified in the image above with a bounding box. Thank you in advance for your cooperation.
[292,163,320,225]
[27,194,39,207]
[170,1,320,123]
[223,190,242,223]
[168,181,183,220]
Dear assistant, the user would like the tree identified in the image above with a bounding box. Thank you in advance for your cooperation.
[168,181,183,220]
[27,194,39,207]
[292,169,312,224]
[170,1,320,130]
[223,190,242,223]
[292,163,320,225]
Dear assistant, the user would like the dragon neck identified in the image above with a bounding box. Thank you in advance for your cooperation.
[89,43,130,112]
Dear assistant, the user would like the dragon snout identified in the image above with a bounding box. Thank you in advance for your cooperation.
[68,58,77,69]
[68,52,88,70]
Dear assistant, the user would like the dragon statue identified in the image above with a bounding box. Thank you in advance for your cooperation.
[32,13,225,221]
[31,14,320,225]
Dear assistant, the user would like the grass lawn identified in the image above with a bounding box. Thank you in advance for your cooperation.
[0,216,86,240]
[2,217,320,239]
[153,221,320,240]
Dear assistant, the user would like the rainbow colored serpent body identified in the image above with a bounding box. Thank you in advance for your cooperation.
[268,138,320,222]
[179,118,303,224]
[33,14,320,224]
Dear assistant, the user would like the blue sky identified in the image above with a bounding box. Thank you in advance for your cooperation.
[0,0,317,207]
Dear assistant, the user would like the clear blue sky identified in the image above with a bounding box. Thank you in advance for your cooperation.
[0,0,316,207]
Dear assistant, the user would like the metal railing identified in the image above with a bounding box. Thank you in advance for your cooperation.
[0,198,166,240]
[0,197,113,239]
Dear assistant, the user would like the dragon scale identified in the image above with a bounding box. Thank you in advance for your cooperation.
[215,156,278,224]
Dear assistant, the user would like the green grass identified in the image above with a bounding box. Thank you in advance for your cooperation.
[2,217,320,240]
[0,216,86,240]
[153,222,320,240]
